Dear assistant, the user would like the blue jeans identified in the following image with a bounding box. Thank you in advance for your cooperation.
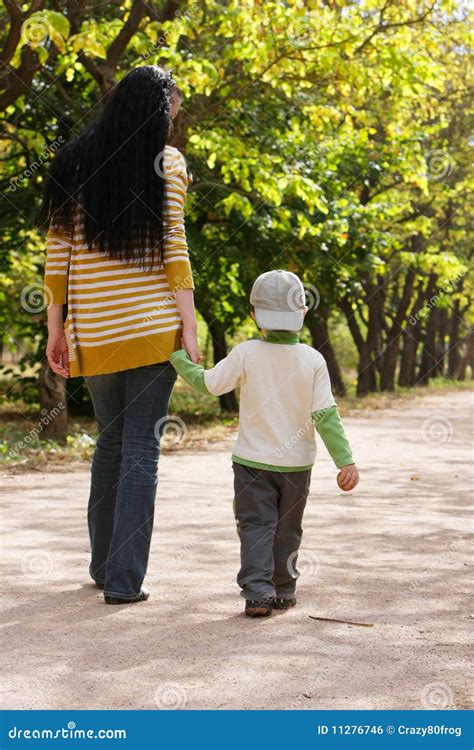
[85,362,177,599]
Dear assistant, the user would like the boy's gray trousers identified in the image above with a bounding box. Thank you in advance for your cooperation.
[232,462,312,602]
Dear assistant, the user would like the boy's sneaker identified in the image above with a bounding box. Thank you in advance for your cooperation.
[245,600,272,617]
[272,597,297,610]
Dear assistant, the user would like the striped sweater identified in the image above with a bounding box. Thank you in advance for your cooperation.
[44,146,194,377]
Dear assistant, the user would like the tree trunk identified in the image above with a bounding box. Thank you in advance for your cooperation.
[380,267,415,391]
[306,314,346,396]
[398,312,423,388]
[366,282,385,380]
[436,308,449,377]
[398,274,437,386]
[356,344,378,396]
[457,329,474,381]
[340,297,376,396]
[207,319,238,412]
[380,334,401,391]
[38,358,68,439]
[418,307,440,385]
[398,329,420,387]
[447,302,462,378]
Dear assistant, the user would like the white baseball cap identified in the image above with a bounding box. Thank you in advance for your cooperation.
[250,270,305,332]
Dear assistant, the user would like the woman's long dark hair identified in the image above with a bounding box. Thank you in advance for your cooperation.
[36,65,176,268]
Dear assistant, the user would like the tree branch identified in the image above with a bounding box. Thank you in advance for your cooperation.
[0,0,23,66]
[355,1,437,54]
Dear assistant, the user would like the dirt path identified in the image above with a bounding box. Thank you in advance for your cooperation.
[1,390,472,710]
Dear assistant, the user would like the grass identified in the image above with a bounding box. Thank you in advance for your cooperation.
[0,376,472,473]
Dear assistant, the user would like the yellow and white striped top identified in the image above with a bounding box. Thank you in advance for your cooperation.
[44,146,194,377]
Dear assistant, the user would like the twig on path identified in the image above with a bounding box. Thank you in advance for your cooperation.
[309,616,374,628]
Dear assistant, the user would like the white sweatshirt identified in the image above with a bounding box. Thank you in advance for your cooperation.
[202,337,336,468]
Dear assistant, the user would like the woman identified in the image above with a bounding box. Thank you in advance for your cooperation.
[38,66,199,604]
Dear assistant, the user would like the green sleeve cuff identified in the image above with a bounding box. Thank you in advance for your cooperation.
[312,405,354,469]
[170,349,210,396]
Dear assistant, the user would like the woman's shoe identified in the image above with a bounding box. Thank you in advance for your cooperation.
[245,600,272,617]
[104,587,150,605]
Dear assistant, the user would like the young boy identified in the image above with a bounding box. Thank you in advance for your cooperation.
[170,270,359,617]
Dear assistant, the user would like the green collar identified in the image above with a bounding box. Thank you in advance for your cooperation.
[263,330,300,345]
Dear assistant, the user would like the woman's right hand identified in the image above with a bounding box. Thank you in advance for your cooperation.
[182,326,201,364]
[46,328,70,378]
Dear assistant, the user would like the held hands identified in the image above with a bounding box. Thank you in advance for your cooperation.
[337,463,359,492]
[46,329,69,378]
[181,325,201,364]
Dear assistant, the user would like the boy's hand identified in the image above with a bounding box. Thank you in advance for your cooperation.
[337,463,359,492]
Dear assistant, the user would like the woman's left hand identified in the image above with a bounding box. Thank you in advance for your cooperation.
[181,326,201,364]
